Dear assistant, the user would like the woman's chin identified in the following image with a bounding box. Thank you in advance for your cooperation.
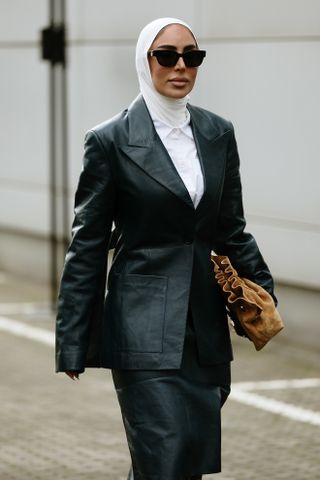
[162,88,190,99]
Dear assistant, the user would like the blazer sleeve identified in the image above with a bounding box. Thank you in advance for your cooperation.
[212,125,277,302]
[55,130,115,372]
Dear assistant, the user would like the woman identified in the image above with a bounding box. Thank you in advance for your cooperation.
[56,17,276,479]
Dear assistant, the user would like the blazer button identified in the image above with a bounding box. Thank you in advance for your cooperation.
[184,239,193,245]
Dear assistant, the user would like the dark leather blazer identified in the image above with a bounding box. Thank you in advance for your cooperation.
[55,95,275,372]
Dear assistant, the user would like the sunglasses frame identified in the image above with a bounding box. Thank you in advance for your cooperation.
[148,49,206,68]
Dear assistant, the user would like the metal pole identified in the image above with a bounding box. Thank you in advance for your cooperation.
[61,0,69,253]
[49,0,58,309]
[41,0,68,310]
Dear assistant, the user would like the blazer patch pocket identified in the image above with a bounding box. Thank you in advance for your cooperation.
[112,274,168,353]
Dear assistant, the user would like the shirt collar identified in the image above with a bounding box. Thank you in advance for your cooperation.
[151,111,193,140]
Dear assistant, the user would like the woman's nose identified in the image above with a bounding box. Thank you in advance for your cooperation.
[175,56,186,69]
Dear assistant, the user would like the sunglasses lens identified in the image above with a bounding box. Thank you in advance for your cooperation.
[184,50,206,67]
[155,51,178,67]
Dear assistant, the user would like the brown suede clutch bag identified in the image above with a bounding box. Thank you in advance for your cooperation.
[211,255,284,351]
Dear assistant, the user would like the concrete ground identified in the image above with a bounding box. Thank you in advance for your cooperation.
[0,271,319,480]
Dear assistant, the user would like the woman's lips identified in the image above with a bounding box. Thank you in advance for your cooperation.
[169,78,189,87]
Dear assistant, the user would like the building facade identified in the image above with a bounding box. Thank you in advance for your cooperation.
[0,0,319,288]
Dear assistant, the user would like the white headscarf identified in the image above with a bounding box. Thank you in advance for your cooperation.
[135,17,197,128]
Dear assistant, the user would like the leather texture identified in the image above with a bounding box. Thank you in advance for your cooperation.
[55,95,276,372]
[212,255,283,350]
[114,373,221,478]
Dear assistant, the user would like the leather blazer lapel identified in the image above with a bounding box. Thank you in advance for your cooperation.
[120,96,232,213]
[120,96,194,209]
[188,105,232,215]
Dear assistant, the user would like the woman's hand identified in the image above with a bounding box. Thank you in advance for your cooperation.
[65,371,80,380]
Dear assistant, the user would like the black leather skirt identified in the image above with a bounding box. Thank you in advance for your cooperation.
[112,311,231,479]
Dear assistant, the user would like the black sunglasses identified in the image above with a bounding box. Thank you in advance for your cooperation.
[148,49,206,68]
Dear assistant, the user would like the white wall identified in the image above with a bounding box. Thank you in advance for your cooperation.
[191,0,320,287]
[0,1,48,235]
[0,0,320,287]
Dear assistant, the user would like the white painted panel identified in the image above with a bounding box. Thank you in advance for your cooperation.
[67,0,196,41]
[0,231,51,283]
[0,184,72,236]
[246,220,320,288]
[197,0,320,38]
[192,41,320,227]
[68,44,139,188]
[0,48,48,185]
[0,187,48,234]
[0,0,47,42]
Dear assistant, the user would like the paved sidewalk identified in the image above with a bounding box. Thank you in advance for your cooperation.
[0,272,319,480]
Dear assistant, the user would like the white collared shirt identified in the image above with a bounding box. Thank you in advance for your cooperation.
[151,114,204,208]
